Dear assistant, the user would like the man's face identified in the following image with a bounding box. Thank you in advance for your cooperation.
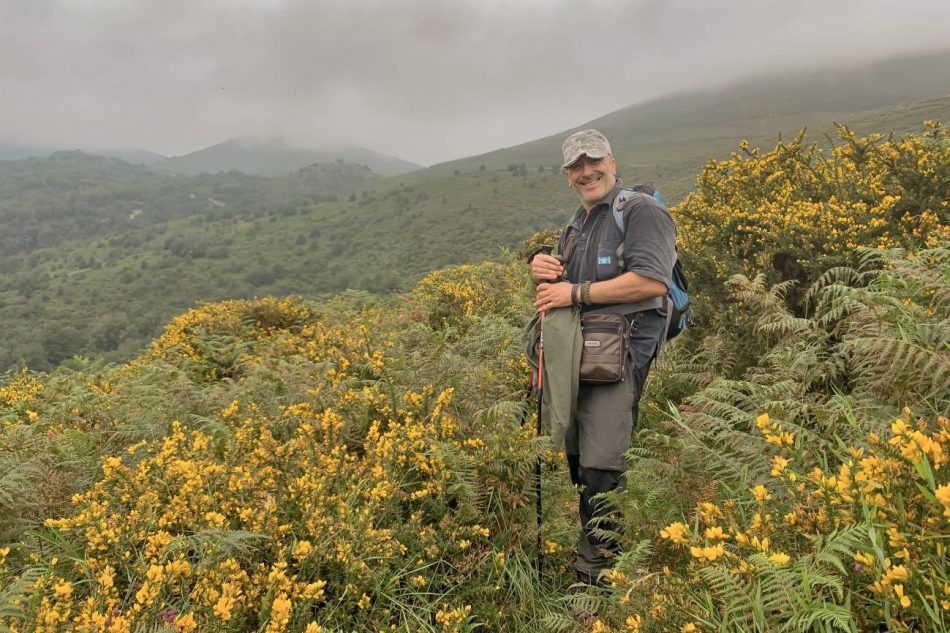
[566,154,617,209]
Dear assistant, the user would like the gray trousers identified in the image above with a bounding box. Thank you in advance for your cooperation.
[565,355,653,577]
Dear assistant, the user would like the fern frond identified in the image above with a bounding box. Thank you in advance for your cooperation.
[0,566,44,627]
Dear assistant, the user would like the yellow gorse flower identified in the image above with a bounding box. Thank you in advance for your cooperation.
[750,484,771,503]
[660,522,690,544]
[690,543,726,561]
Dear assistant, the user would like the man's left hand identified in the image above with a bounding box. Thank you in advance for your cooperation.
[535,282,573,312]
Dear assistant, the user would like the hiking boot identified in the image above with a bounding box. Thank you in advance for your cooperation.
[574,568,606,588]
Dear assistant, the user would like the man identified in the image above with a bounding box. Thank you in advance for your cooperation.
[530,129,676,584]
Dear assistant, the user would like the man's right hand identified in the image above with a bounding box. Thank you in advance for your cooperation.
[531,253,565,283]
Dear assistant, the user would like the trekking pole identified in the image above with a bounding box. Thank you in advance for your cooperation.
[525,244,559,584]
[534,308,545,582]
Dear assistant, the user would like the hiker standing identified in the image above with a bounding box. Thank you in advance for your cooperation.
[530,129,677,585]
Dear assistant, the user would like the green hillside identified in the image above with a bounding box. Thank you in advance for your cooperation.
[1,122,947,631]
[434,49,950,194]
[2,50,950,371]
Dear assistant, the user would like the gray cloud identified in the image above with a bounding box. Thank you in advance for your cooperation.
[2,0,949,165]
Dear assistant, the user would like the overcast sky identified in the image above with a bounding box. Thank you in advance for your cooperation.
[1,0,949,165]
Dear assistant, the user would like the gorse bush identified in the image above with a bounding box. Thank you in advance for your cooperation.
[412,254,533,332]
[0,289,562,632]
[1,123,948,632]
[676,122,949,310]
[597,245,949,633]
[644,410,949,633]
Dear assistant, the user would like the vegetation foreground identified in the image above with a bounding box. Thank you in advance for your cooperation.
[1,123,948,632]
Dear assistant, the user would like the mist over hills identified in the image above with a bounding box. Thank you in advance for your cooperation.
[434,48,950,191]
[159,137,424,177]
[1,49,949,371]
[1,138,421,177]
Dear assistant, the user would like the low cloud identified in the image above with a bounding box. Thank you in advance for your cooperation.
[2,0,948,164]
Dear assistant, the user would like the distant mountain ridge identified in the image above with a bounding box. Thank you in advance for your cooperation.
[0,143,58,160]
[159,137,423,177]
[0,138,421,177]
[102,148,167,165]
[0,143,167,164]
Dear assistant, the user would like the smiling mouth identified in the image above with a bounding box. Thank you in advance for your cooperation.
[577,173,603,187]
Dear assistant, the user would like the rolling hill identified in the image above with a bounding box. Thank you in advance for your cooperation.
[159,137,423,177]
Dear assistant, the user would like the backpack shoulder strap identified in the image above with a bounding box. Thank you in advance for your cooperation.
[610,188,647,262]
[611,184,662,233]
[610,187,638,231]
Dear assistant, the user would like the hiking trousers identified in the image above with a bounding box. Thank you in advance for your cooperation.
[565,355,653,578]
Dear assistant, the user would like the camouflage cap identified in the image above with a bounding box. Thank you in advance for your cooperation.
[561,129,612,169]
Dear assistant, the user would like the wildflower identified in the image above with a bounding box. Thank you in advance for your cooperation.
[768,551,791,565]
[624,614,642,631]
[770,456,789,476]
[936,483,950,520]
[265,593,292,633]
[213,582,242,622]
[52,579,73,600]
[305,624,322,633]
[660,522,689,544]
[893,584,911,608]
[681,624,698,632]
[690,543,726,561]
[884,564,909,583]
[176,613,197,633]
[165,558,192,579]
[697,502,724,523]
[435,604,472,631]
[221,400,239,418]
[591,621,612,633]
[290,581,320,604]
[750,484,771,503]
[704,526,726,540]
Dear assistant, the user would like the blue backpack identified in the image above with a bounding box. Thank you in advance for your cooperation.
[611,185,694,340]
